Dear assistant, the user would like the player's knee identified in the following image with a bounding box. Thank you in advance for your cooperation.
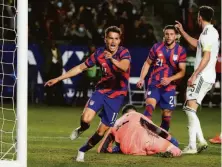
[96,128,107,136]
[145,98,157,107]
[162,109,172,116]
[97,124,110,136]
[183,100,197,112]
[81,114,92,124]
[81,109,96,123]
[187,100,198,110]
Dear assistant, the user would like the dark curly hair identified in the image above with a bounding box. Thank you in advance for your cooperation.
[121,104,137,115]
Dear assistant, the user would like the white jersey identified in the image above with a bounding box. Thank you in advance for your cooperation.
[195,24,219,83]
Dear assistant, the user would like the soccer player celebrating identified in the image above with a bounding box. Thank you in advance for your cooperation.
[98,104,181,157]
[45,26,131,162]
[137,25,186,131]
[175,6,220,154]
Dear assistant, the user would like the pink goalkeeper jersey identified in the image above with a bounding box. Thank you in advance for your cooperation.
[110,112,181,156]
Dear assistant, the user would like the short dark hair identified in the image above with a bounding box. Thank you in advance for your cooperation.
[163,25,178,34]
[199,6,214,22]
[122,104,137,115]
[105,26,122,37]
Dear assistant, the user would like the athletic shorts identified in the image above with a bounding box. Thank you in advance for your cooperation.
[186,75,213,105]
[86,91,125,127]
[146,86,176,110]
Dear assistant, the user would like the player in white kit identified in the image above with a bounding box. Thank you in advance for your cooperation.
[175,6,220,154]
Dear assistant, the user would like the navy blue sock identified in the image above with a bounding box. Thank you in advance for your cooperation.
[143,104,154,119]
[160,116,171,131]
[79,132,103,152]
[169,137,179,147]
[79,119,90,133]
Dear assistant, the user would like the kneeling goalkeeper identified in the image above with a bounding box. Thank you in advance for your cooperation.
[98,104,181,157]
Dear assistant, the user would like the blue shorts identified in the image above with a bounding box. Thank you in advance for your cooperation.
[86,91,125,127]
[146,86,175,110]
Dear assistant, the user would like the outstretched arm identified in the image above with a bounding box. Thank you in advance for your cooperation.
[44,62,88,87]
[97,129,115,153]
[140,117,179,147]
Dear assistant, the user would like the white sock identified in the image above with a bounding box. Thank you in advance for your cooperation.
[184,107,197,149]
[195,115,206,143]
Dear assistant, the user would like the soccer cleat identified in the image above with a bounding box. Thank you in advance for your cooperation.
[209,135,222,144]
[70,127,82,140]
[76,151,85,162]
[182,146,197,154]
[197,141,208,153]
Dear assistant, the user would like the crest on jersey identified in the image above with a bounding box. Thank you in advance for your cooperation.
[89,100,95,106]
[147,91,151,95]
[158,53,163,57]
[173,54,178,61]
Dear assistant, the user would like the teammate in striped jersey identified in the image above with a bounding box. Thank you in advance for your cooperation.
[137,25,186,131]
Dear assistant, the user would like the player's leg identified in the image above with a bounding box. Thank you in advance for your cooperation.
[159,89,175,131]
[76,95,125,162]
[183,76,212,154]
[80,122,110,151]
[76,122,110,162]
[182,99,199,154]
[143,87,160,119]
[195,81,213,152]
[160,109,172,131]
[70,91,104,140]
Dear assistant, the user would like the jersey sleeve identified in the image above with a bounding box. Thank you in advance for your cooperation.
[84,52,97,68]
[178,47,187,63]
[120,49,131,62]
[201,31,213,52]
[147,45,156,61]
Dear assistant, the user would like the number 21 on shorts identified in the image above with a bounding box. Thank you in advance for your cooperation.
[169,96,175,107]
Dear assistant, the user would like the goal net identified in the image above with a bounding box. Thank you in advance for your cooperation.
[0,0,27,167]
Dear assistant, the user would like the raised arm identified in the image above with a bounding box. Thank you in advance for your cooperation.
[175,21,198,48]
[104,50,131,72]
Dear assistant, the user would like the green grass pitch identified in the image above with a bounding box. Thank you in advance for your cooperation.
[28,105,221,167]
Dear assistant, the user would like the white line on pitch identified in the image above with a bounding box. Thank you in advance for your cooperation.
[28,136,221,148]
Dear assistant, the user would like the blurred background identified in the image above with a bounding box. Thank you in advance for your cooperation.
[4,0,221,107]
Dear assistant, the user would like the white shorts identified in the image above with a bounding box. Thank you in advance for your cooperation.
[186,75,213,105]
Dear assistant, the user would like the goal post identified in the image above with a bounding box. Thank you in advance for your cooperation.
[0,0,27,166]
[17,0,28,166]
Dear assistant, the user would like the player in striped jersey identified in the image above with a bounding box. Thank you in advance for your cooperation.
[45,26,131,162]
[137,25,186,131]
